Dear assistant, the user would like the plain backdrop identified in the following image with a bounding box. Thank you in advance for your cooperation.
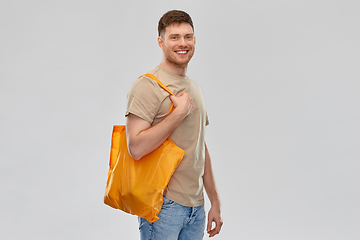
[1,1,359,239]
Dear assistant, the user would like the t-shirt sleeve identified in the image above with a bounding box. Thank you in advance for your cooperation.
[125,76,162,124]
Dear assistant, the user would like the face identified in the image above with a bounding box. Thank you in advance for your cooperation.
[158,22,196,68]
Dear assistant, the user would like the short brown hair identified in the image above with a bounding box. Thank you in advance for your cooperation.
[158,10,194,37]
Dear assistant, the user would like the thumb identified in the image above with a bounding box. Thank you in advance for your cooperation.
[169,94,176,102]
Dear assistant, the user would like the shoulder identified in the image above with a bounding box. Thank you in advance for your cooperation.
[130,66,162,90]
[132,75,158,89]
[129,76,162,98]
[126,72,165,123]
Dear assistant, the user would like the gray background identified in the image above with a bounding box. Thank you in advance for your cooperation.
[1,0,359,239]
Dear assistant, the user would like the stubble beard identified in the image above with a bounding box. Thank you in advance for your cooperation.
[165,48,195,69]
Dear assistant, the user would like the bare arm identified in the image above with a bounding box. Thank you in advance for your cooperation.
[203,142,223,237]
[126,92,194,160]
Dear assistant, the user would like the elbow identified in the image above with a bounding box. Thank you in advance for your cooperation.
[131,153,142,161]
[128,144,143,161]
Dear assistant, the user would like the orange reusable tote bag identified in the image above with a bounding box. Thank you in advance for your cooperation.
[104,74,185,223]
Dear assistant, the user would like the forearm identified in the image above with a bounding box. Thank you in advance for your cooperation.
[203,142,221,206]
[203,142,223,237]
[126,108,185,160]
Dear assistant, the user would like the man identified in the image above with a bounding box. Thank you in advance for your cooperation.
[125,10,222,239]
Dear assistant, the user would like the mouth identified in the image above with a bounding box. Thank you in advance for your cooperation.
[175,50,189,55]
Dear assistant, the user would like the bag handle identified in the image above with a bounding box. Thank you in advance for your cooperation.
[141,73,175,113]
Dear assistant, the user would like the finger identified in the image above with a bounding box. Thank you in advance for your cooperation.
[214,219,223,235]
[208,228,218,237]
[208,220,222,237]
[214,222,220,235]
[208,229,216,238]
[187,108,192,116]
[178,92,184,96]
[207,217,212,232]
[187,104,195,115]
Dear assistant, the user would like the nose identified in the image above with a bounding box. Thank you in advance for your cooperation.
[178,37,187,47]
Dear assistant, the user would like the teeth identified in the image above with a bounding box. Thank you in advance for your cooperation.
[176,51,187,54]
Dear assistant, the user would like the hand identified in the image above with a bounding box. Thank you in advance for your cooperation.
[207,205,223,238]
[170,92,195,117]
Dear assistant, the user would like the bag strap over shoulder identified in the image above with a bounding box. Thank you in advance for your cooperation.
[144,73,174,96]
[141,73,175,113]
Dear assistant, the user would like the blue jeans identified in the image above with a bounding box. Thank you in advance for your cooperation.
[139,196,205,240]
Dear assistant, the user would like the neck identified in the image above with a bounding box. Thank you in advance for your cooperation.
[160,60,187,77]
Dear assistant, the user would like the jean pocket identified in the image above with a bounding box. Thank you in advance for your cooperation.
[162,196,175,208]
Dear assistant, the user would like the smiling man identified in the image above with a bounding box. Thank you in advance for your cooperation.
[125,10,222,239]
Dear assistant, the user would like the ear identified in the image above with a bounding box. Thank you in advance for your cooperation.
[158,36,164,50]
[194,36,196,45]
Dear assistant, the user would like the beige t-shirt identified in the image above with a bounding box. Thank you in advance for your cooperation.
[126,65,208,207]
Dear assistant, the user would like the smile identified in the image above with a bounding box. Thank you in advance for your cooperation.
[175,50,188,55]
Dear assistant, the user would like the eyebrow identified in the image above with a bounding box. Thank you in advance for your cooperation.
[168,33,194,37]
